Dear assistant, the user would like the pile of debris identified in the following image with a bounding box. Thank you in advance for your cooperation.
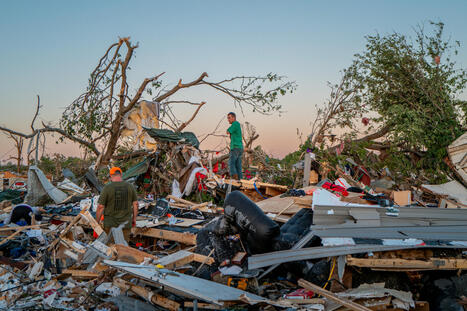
[0,131,465,310]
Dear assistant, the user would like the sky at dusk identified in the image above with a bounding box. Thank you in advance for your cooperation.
[1,0,466,162]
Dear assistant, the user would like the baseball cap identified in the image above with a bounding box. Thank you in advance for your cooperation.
[109,167,122,175]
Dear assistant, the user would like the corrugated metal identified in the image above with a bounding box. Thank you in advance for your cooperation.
[249,245,423,269]
[311,225,467,241]
[104,260,265,306]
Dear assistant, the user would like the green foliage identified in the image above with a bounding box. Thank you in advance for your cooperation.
[324,22,466,182]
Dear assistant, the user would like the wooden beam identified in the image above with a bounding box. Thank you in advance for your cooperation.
[47,213,82,251]
[279,298,326,305]
[113,244,158,263]
[298,279,372,311]
[166,195,195,206]
[192,253,215,265]
[131,227,197,245]
[80,210,104,236]
[346,257,467,271]
[184,302,222,310]
[62,269,99,279]
[157,250,214,269]
[114,278,180,311]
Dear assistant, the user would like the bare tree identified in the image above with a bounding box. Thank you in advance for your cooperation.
[57,37,295,167]
[4,133,24,173]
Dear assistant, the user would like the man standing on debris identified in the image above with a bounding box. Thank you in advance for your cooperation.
[227,112,243,180]
[96,167,138,241]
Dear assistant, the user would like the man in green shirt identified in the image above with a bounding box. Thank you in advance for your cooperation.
[96,167,138,242]
[226,112,243,180]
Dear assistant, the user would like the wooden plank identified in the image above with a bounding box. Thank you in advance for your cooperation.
[114,244,158,263]
[157,250,194,269]
[0,226,34,246]
[0,224,44,232]
[80,210,104,236]
[157,250,214,269]
[47,213,82,251]
[184,302,222,310]
[346,257,467,270]
[173,218,204,228]
[192,253,215,265]
[298,279,372,311]
[62,269,99,279]
[278,298,326,305]
[191,202,210,210]
[274,201,295,220]
[232,252,247,265]
[132,227,197,245]
[114,278,180,311]
[265,187,284,197]
[293,196,313,206]
[167,195,195,206]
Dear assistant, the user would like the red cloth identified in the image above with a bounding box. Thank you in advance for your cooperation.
[196,172,207,191]
[321,182,349,196]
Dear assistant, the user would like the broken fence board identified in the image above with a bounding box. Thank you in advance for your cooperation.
[80,210,104,237]
[114,278,180,311]
[62,269,99,279]
[132,227,197,245]
[114,244,158,263]
[298,279,372,311]
[347,257,467,270]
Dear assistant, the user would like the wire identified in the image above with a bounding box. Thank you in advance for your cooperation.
[322,257,337,290]
[253,182,267,199]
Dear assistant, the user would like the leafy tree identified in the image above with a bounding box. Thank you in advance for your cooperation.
[310,22,467,182]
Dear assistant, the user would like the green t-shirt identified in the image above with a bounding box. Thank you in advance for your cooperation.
[227,121,243,149]
[98,181,137,229]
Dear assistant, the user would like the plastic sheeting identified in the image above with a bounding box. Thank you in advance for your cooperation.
[57,178,85,194]
[24,166,67,205]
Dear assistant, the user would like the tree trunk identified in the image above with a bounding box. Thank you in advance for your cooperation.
[99,116,123,167]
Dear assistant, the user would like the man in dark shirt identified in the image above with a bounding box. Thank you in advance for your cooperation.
[96,167,138,242]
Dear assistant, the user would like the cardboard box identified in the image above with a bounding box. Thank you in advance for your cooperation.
[393,190,411,206]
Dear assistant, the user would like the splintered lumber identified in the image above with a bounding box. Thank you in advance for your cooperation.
[113,244,158,263]
[293,196,313,206]
[48,213,82,251]
[232,252,247,265]
[274,201,295,220]
[346,257,467,271]
[279,298,326,305]
[0,225,45,246]
[191,202,210,210]
[298,279,372,311]
[167,195,195,206]
[132,227,197,245]
[114,278,180,311]
[184,302,222,310]
[80,210,104,237]
[62,269,99,279]
[156,250,214,269]
[256,186,316,215]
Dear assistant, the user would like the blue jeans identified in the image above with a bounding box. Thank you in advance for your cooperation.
[229,148,243,179]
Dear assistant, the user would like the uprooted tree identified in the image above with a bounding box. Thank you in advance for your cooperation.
[1,37,296,168]
[308,21,467,183]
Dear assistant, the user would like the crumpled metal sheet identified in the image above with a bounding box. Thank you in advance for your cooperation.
[24,166,67,205]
